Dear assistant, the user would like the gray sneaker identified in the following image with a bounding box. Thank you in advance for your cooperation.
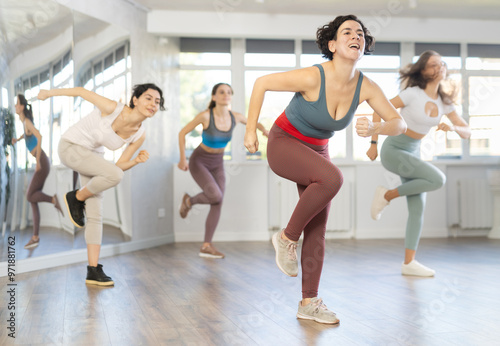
[271,230,298,277]
[296,297,339,324]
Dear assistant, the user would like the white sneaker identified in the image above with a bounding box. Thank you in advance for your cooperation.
[402,260,435,277]
[371,186,389,220]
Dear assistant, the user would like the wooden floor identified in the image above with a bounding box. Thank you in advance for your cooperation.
[1,237,500,345]
[0,225,130,262]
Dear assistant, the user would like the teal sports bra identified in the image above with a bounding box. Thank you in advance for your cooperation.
[201,109,236,149]
[25,134,38,152]
[284,64,363,139]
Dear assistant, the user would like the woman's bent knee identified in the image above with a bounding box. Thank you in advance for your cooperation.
[107,166,124,186]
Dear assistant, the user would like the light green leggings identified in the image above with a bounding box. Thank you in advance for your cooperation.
[380,134,446,250]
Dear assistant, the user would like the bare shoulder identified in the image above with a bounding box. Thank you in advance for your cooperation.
[198,109,210,121]
[195,109,210,128]
[302,65,323,85]
[359,74,383,100]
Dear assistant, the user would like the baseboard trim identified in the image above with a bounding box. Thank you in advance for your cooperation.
[0,233,175,276]
[355,228,449,240]
[174,231,270,242]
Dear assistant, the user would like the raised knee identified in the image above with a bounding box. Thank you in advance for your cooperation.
[325,171,344,197]
[26,194,35,204]
[107,166,124,186]
[210,192,223,205]
[435,171,446,188]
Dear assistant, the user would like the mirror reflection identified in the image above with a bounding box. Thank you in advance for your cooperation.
[0,2,131,263]
[0,0,74,261]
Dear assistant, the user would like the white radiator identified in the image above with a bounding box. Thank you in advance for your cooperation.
[326,181,353,232]
[458,179,493,229]
[279,179,352,233]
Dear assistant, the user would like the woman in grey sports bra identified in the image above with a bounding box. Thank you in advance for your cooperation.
[245,15,407,324]
[178,83,268,258]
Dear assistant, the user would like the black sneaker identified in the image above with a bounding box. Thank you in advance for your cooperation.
[64,190,85,228]
[86,264,114,286]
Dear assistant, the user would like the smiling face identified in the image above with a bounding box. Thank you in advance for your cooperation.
[422,55,447,82]
[133,88,162,118]
[329,20,366,62]
[211,84,233,107]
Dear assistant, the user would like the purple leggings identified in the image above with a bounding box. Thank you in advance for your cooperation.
[27,150,52,236]
[267,124,343,298]
[189,145,225,243]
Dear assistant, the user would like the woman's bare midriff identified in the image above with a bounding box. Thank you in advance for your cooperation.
[404,128,426,140]
[200,143,225,154]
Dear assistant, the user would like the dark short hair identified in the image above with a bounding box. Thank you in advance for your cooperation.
[129,83,165,111]
[316,15,374,60]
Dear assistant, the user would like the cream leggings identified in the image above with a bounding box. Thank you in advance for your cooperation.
[58,139,124,245]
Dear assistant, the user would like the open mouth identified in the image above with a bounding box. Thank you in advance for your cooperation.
[349,44,360,50]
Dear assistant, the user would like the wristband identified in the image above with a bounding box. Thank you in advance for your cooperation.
[370,140,377,144]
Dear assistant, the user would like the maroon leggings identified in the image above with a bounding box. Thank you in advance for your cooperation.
[27,150,52,236]
[267,124,343,298]
[189,145,225,243]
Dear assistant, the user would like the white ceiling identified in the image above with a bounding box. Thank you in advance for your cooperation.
[131,0,500,21]
[0,1,110,69]
[1,0,499,70]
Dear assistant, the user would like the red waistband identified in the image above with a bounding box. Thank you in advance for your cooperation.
[274,112,329,145]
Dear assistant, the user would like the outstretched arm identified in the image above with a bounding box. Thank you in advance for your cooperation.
[115,134,148,171]
[38,87,117,116]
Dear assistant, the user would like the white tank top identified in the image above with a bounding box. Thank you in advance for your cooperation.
[399,86,455,135]
[62,102,145,153]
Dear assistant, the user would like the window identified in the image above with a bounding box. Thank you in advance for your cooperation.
[75,42,131,162]
[245,39,296,68]
[466,44,500,71]
[300,40,328,67]
[2,88,8,109]
[354,42,401,161]
[468,76,500,156]
[466,44,500,157]
[244,39,297,159]
[180,37,231,66]
[179,38,233,158]
[14,49,73,167]
[244,71,294,160]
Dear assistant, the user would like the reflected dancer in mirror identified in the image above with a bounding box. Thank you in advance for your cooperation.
[38,84,165,286]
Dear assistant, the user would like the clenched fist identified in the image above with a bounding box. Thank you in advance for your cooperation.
[355,117,378,137]
[134,150,149,163]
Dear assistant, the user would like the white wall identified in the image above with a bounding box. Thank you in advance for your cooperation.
[173,159,499,242]
[173,162,268,242]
